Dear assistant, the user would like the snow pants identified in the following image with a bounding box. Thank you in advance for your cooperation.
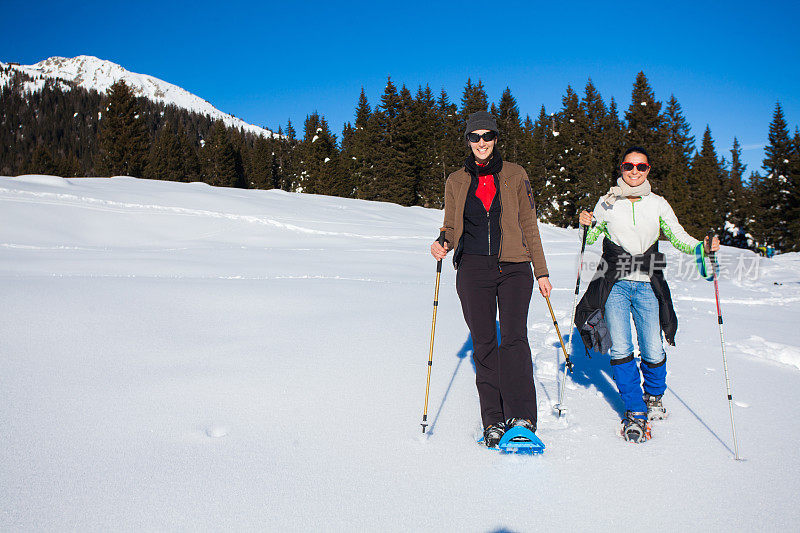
[605,280,667,416]
[456,254,537,428]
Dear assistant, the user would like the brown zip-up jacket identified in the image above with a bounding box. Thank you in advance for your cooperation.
[440,161,549,278]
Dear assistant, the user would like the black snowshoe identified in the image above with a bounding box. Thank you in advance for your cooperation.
[644,393,668,420]
[621,411,651,443]
[482,423,505,448]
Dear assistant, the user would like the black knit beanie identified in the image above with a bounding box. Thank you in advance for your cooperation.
[464,111,499,140]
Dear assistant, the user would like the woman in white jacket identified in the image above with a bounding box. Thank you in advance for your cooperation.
[578,146,719,443]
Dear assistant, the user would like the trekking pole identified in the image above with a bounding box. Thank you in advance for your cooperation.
[707,233,741,460]
[421,231,446,434]
[553,224,588,416]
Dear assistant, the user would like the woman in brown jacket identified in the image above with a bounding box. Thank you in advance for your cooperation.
[430,110,551,448]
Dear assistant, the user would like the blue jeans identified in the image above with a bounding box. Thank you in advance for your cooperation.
[605,280,667,414]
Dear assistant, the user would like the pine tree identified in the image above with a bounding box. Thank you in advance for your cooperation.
[579,79,614,207]
[660,95,694,220]
[250,136,273,189]
[58,152,82,178]
[313,116,345,197]
[341,88,374,199]
[496,87,525,164]
[390,84,418,205]
[269,137,283,190]
[624,72,666,179]
[602,97,625,181]
[277,122,298,191]
[178,124,201,183]
[24,145,58,175]
[752,102,794,250]
[296,112,343,196]
[202,120,238,187]
[361,77,416,205]
[517,113,535,176]
[460,78,488,118]
[687,126,725,237]
[519,114,537,190]
[229,129,248,189]
[340,122,357,195]
[96,80,149,176]
[529,106,557,221]
[360,78,398,201]
[788,128,800,251]
[724,137,750,248]
[434,88,463,183]
[544,86,587,227]
[412,84,441,207]
[144,124,184,181]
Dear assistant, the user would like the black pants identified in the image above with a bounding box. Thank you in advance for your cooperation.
[456,254,537,428]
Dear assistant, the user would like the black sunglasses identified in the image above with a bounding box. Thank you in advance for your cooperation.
[467,131,497,143]
[620,162,650,172]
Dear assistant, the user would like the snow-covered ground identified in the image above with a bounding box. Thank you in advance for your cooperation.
[1,175,798,531]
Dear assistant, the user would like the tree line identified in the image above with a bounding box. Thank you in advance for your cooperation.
[1,65,798,252]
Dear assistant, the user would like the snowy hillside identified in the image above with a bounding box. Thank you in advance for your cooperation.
[1,175,799,530]
[0,56,276,138]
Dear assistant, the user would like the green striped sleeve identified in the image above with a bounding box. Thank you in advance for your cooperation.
[586,221,608,245]
[659,217,695,254]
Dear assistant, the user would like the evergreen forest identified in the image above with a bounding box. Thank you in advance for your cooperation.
[2,66,798,252]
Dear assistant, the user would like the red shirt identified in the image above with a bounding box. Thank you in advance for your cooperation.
[475,162,496,212]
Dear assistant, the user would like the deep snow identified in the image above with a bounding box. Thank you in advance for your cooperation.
[1,175,799,531]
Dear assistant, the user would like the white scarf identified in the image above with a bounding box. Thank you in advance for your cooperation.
[602,177,652,205]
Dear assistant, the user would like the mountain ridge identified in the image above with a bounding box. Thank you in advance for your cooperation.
[1,55,277,138]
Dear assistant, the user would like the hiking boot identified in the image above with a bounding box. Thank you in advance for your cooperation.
[644,393,668,420]
[621,411,651,443]
[483,423,505,448]
[504,418,536,442]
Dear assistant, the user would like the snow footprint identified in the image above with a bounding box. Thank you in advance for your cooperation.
[205,425,229,438]
[535,359,558,379]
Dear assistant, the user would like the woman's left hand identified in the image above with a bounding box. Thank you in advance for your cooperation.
[537,276,552,298]
[704,235,721,253]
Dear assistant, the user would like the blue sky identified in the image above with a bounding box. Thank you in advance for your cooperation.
[3,0,799,175]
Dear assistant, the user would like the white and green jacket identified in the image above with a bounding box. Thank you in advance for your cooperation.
[586,193,706,282]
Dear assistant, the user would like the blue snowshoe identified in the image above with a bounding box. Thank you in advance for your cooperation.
[497,418,545,455]
[477,419,545,454]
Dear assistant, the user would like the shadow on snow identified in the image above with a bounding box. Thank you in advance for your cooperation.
[562,327,738,455]
[557,328,627,419]
[426,320,733,455]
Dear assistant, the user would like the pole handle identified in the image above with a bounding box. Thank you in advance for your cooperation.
[579,223,588,253]
[436,230,446,273]
[705,231,717,258]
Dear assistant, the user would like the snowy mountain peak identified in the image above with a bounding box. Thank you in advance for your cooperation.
[2,55,277,139]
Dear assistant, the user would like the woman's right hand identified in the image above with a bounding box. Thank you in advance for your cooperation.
[431,240,449,261]
[579,210,593,226]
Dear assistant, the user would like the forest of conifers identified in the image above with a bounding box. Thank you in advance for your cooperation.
[1,66,797,251]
